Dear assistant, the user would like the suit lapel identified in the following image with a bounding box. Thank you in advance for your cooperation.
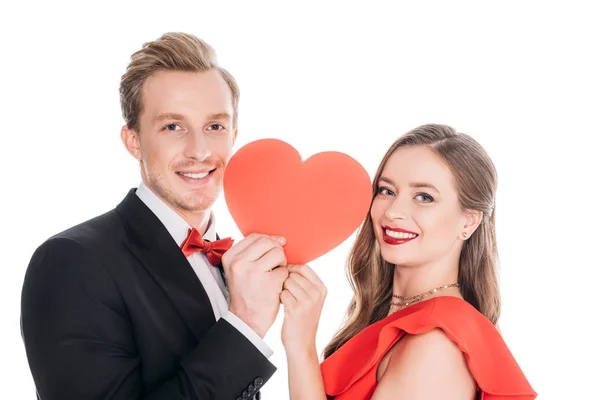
[215,233,228,289]
[116,189,216,340]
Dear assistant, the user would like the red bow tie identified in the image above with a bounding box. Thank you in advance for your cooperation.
[180,228,234,266]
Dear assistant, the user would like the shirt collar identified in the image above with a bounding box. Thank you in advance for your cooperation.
[135,181,217,246]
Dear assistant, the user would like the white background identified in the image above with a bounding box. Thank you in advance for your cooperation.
[1,1,598,399]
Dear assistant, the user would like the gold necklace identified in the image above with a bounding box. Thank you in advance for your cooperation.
[390,283,459,310]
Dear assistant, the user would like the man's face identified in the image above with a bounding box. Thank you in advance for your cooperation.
[123,69,237,220]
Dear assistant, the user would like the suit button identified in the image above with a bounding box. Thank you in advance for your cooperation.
[248,383,255,392]
[242,390,250,399]
[236,397,242,400]
[254,377,264,387]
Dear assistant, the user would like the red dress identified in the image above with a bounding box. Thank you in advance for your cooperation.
[320,296,536,399]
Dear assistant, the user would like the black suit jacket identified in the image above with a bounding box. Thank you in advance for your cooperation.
[21,189,276,399]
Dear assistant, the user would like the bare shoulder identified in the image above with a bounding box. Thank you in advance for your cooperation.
[372,328,477,400]
[402,327,464,359]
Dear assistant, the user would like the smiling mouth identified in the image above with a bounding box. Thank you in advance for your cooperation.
[382,226,419,245]
[176,168,216,182]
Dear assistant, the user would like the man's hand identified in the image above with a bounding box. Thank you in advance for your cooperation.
[222,233,289,337]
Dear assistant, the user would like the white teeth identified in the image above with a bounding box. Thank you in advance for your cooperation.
[180,171,209,179]
[385,229,417,239]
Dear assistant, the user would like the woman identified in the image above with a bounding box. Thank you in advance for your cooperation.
[279,124,537,399]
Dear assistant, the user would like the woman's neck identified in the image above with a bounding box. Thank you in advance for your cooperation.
[392,260,461,300]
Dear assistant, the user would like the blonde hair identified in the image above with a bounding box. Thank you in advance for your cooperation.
[323,124,500,359]
[119,32,240,132]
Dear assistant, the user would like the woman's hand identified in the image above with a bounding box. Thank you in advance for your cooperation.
[280,264,328,355]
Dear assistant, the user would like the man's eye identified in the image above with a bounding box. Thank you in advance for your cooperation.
[207,123,224,131]
[164,123,182,131]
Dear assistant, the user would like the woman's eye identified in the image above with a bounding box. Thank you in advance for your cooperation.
[377,187,395,196]
[416,193,434,202]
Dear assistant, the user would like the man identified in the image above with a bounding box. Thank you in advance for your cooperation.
[21,32,289,399]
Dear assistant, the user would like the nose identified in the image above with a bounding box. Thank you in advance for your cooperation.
[384,196,409,220]
[183,130,212,162]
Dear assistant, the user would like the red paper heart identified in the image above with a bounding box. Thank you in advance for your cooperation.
[223,139,373,265]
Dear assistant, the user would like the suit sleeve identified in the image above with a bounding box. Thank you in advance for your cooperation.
[20,237,275,399]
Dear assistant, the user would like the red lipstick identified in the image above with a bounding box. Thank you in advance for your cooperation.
[381,225,419,245]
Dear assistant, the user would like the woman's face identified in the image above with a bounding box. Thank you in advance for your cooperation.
[370,145,473,268]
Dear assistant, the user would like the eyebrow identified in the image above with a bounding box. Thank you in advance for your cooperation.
[207,112,233,121]
[378,177,440,193]
[154,112,232,123]
[154,113,185,123]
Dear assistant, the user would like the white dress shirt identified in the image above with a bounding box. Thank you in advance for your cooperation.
[136,182,273,359]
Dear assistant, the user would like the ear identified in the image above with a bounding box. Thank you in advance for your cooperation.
[120,125,142,161]
[459,209,483,240]
[232,128,238,144]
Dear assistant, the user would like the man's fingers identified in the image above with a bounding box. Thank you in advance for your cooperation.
[270,264,290,283]
[240,236,285,263]
[223,233,264,260]
[253,246,287,272]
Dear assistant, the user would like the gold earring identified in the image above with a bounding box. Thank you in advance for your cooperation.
[462,232,468,239]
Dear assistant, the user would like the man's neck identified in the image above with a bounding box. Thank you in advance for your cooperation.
[138,181,214,235]
[173,207,213,235]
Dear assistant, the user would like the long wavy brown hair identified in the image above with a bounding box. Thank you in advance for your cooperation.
[323,124,500,359]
